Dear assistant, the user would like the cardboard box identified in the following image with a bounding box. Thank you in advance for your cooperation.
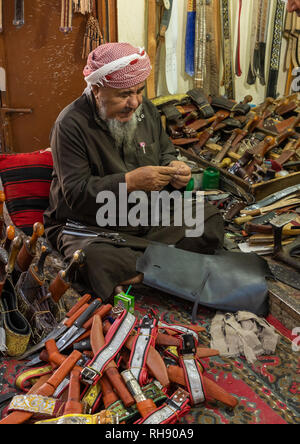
[114,292,135,314]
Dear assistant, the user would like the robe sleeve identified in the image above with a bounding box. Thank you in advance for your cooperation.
[51,120,126,217]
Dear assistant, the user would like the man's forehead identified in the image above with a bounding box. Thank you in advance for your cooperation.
[114,82,146,94]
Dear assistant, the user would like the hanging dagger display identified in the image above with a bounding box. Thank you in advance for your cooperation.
[13,0,25,28]
[60,0,73,34]
[0,0,3,33]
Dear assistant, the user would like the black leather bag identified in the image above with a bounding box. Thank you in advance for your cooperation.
[136,245,271,319]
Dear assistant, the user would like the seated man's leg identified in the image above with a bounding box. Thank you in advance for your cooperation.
[145,202,224,254]
[56,232,143,301]
[176,205,224,254]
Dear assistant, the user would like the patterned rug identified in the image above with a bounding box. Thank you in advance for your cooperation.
[0,286,299,424]
[132,285,300,425]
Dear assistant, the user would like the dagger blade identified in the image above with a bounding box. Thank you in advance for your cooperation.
[21,295,92,362]
[55,299,102,351]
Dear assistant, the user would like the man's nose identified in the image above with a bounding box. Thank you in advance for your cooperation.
[127,94,141,109]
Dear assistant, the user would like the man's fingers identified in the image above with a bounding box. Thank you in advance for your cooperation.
[176,168,191,176]
[156,166,178,176]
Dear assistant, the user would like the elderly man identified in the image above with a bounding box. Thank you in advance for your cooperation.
[44,43,224,301]
[287,0,300,15]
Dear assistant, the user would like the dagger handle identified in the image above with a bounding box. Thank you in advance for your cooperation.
[259,97,275,117]
[100,374,119,409]
[213,130,239,164]
[0,190,5,238]
[61,249,86,283]
[39,350,82,397]
[48,271,70,303]
[91,314,135,408]
[121,370,156,417]
[241,95,253,105]
[6,235,23,275]
[35,242,52,279]
[0,350,81,424]
[3,225,15,252]
[45,339,83,373]
[29,222,44,253]
[244,222,272,234]
[16,223,45,273]
[73,299,102,329]
[64,304,90,328]
[167,365,238,408]
[73,338,91,352]
[177,110,198,128]
[66,294,92,318]
[64,368,83,415]
[105,367,135,408]
[82,304,112,330]
[49,250,85,303]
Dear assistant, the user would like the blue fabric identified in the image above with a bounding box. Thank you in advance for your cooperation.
[185,11,196,77]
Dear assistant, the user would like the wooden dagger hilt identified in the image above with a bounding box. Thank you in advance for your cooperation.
[0,190,5,214]
[3,225,15,252]
[28,222,45,254]
[121,369,157,418]
[16,222,45,273]
[100,374,119,409]
[5,235,23,275]
[39,350,82,398]
[177,110,198,128]
[34,242,53,281]
[91,314,135,408]
[64,368,83,415]
[48,249,86,303]
[0,190,5,238]
[195,110,229,152]
[259,97,275,118]
[242,95,253,105]
[60,249,86,282]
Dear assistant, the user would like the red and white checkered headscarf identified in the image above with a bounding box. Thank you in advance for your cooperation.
[83,43,152,89]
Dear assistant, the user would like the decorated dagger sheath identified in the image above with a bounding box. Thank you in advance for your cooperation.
[13,0,25,28]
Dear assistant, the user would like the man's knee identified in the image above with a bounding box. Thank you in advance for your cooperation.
[177,208,224,254]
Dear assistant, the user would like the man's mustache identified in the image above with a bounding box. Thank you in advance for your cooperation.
[121,108,135,113]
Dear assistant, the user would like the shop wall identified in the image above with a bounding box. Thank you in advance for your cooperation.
[2,1,88,153]
[117,0,288,105]
[4,1,290,153]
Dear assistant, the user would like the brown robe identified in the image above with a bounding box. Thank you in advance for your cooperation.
[44,91,224,301]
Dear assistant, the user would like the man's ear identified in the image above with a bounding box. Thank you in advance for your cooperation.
[91,85,100,97]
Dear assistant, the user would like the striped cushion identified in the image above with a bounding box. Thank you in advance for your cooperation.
[0,149,53,235]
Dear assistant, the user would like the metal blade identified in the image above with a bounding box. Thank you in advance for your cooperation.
[58,327,85,352]
[25,325,78,367]
[55,299,102,350]
[25,353,46,367]
[269,213,295,228]
[251,211,276,225]
[55,325,78,350]
[0,67,6,92]
[244,184,300,211]
[19,323,68,360]
[269,262,300,291]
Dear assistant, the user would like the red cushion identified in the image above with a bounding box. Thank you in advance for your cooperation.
[0,149,53,235]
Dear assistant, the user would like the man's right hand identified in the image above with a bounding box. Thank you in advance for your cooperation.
[125,166,178,192]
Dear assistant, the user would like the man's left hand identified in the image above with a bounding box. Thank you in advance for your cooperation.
[168,160,192,189]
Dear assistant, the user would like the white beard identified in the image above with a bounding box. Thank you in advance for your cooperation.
[97,99,141,150]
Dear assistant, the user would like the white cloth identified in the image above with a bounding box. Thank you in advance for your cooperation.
[210,311,280,364]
